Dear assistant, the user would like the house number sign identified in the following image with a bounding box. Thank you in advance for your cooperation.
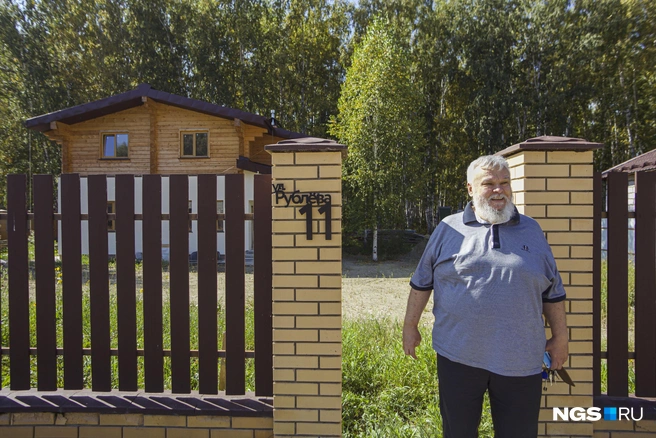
[273,183,332,240]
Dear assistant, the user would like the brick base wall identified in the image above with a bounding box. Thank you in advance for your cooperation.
[0,412,273,437]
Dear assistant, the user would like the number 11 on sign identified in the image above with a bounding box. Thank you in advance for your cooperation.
[299,201,332,240]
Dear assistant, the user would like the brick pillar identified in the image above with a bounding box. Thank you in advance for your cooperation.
[265,138,346,437]
[499,136,602,437]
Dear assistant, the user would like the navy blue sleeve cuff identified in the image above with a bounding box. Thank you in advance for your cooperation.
[542,294,566,303]
[410,281,433,292]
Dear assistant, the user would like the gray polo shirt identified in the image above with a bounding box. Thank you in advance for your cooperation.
[410,202,565,377]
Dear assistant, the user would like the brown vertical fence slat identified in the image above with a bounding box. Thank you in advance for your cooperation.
[606,171,629,397]
[592,172,602,396]
[143,175,164,392]
[88,175,111,391]
[254,174,273,396]
[225,174,245,395]
[116,175,137,391]
[61,174,83,389]
[634,171,656,397]
[197,175,218,394]
[34,175,57,390]
[7,174,30,389]
[169,175,190,393]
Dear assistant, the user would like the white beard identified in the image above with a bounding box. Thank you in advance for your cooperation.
[473,192,515,224]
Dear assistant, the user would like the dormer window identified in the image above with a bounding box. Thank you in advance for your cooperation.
[102,133,129,158]
[181,131,209,157]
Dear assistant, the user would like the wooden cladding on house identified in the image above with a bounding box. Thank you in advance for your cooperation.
[49,104,273,175]
[2,173,273,396]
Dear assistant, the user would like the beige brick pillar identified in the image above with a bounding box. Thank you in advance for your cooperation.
[499,136,602,437]
[265,138,346,437]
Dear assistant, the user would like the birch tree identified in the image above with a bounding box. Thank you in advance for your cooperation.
[330,17,425,261]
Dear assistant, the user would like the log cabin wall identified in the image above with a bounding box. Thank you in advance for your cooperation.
[53,106,151,175]
[155,103,240,175]
[46,100,275,176]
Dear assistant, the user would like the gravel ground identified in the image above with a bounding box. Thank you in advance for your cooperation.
[341,244,434,325]
[203,244,434,324]
[199,250,433,324]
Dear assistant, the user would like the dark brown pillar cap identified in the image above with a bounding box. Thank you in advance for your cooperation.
[265,137,347,155]
[497,136,603,157]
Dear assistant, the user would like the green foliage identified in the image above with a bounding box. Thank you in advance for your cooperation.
[342,231,416,259]
[342,318,494,437]
[331,16,426,234]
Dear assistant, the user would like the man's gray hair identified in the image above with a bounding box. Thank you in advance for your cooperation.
[467,155,511,184]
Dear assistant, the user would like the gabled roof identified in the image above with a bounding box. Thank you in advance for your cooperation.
[603,148,656,175]
[24,83,306,139]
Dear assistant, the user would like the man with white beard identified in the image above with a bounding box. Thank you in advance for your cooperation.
[402,155,568,438]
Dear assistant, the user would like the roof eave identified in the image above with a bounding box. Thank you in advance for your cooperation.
[24,84,307,140]
[24,85,151,132]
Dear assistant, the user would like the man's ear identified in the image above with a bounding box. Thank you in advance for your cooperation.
[467,183,473,197]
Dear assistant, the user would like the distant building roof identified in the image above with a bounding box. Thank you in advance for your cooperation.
[24,83,306,139]
[603,148,656,175]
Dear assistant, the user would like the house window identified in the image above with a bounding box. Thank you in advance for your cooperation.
[107,201,116,231]
[102,133,129,158]
[217,201,224,232]
[181,131,209,157]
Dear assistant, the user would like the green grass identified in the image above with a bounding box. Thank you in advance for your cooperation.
[342,318,494,438]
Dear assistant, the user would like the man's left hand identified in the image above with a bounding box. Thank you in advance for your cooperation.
[545,336,568,370]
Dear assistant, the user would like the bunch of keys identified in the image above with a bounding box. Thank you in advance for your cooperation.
[542,352,556,390]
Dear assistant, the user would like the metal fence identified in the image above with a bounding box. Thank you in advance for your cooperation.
[1,173,272,396]
[594,171,656,397]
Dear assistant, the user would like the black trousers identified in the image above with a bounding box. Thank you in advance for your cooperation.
[437,353,542,438]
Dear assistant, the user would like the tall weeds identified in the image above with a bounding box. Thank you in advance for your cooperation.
[342,318,494,438]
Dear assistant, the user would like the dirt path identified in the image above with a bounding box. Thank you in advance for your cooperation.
[341,246,434,325]
[183,255,432,323]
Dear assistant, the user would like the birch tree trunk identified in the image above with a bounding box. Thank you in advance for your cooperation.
[372,224,378,262]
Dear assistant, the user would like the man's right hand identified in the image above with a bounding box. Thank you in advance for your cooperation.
[403,288,431,359]
[403,325,422,359]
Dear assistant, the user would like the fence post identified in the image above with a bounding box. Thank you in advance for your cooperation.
[498,136,602,437]
[265,138,346,437]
